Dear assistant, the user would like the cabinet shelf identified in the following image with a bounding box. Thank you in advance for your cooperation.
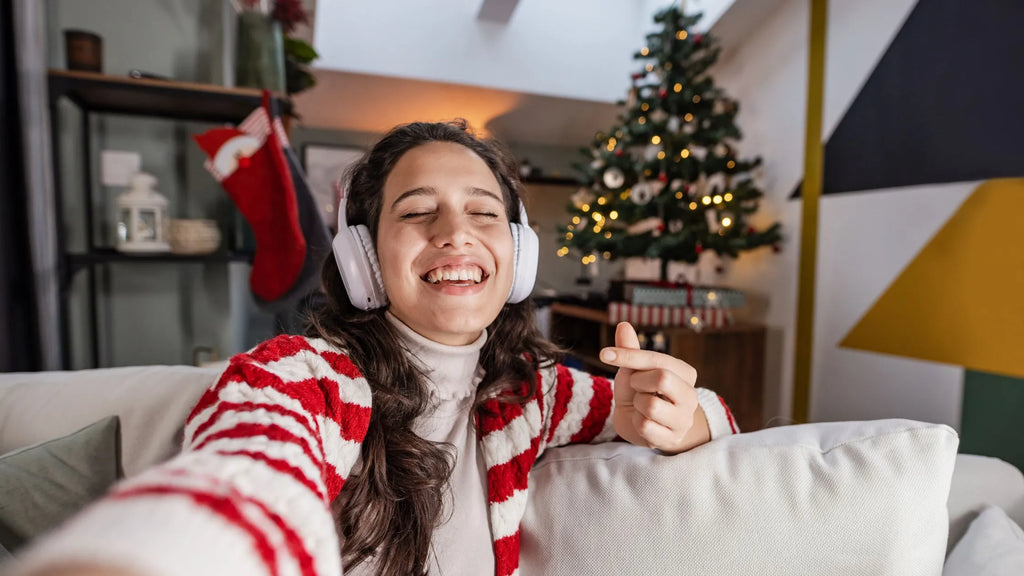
[66,248,253,273]
[48,69,291,123]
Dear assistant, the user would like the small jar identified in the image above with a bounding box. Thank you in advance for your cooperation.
[64,29,103,73]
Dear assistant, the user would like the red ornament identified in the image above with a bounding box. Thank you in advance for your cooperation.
[659,88,668,99]
[632,72,644,80]
[684,183,691,193]
[693,33,704,45]
[615,149,625,157]
[695,243,704,254]
[658,173,668,182]
[658,223,666,232]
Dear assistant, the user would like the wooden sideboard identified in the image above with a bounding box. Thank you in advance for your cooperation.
[548,302,766,432]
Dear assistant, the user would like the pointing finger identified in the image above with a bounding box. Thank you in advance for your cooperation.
[600,349,698,384]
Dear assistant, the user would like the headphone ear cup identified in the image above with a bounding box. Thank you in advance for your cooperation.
[332,222,388,310]
[352,225,387,308]
[507,221,538,303]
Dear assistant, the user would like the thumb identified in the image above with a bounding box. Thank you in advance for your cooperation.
[611,322,639,405]
[615,322,642,351]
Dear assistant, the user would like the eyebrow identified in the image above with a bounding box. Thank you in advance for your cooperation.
[389,186,504,211]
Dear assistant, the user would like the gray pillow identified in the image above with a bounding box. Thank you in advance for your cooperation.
[0,415,122,553]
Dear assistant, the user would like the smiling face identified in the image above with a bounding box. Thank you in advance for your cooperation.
[376,141,515,345]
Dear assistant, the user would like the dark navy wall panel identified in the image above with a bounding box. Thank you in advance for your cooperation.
[792,0,1024,198]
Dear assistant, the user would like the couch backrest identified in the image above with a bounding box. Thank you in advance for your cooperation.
[946,452,1024,549]
[0,365,217,477]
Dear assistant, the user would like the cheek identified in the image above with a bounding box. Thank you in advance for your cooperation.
[375,227,410,282]
[495,233,517,281]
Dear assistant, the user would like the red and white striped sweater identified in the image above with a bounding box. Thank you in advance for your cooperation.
[16,334,738,576]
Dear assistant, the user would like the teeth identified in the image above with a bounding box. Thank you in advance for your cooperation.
[425,266,485,284]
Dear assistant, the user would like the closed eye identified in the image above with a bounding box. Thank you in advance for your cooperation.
[400,212,433,220]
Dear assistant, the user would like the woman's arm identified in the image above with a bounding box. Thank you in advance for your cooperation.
[11,335,371,576]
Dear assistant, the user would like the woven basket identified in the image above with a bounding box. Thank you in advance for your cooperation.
[169,219,222,255]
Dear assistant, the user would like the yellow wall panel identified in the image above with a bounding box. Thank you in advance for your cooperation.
[841,179,1024,378]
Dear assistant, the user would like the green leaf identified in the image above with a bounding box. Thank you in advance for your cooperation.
[284,37,319,64]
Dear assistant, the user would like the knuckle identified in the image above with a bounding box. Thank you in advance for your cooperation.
[642,395,663,419]
[686,365,698,384]
[633,393,651,413]
[655,370,675,389]
[638,418,658,438]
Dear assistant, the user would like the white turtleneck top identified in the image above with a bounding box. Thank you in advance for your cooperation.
[346,314,494,576]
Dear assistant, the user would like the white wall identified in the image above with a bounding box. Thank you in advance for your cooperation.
[813,182,971,428]
[314,0,734,103]
[706,0,921,424]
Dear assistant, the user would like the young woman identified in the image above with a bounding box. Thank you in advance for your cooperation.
[17,120,737,576]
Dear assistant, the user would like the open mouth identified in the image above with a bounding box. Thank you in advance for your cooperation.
[422,265,488,285]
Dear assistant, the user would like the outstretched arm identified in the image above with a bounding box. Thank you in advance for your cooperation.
[11,335,371,576]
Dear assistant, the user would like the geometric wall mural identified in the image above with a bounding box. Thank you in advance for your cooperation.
[841,179,1024,379]
[789,0,1024,471]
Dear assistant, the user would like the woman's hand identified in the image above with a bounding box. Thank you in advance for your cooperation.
[600,322,711,454]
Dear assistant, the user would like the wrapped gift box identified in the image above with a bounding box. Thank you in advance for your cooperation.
[607,302,731,329]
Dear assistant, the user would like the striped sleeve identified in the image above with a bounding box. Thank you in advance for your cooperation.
[540,364,617,450]
[11,335,371,576]
[696,387,740,438]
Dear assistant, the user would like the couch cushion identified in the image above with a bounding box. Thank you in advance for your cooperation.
[942,505,1024,576]
[0,366,218,477]
[0,416,121,553]
[522,419,958,576]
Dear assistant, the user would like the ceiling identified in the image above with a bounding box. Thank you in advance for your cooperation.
[292,69,621,147]
[293,0,784,147]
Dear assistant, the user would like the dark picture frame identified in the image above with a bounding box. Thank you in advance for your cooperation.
[301,143,364,228]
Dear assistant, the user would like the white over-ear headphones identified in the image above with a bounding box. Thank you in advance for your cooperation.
[332,189,538,311]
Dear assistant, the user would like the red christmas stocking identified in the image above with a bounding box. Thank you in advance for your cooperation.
[193,97,306,302]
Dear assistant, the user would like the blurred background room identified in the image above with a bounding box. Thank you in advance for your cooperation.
[3,0,1023,472]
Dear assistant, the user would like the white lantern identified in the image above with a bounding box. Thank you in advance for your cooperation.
[116,172,170,253]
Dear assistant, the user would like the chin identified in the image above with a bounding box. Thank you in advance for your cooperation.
[424,309,493,340]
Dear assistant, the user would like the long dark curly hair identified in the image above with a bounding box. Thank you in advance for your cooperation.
[309,120,562,576]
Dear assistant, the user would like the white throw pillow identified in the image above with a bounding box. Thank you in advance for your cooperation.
[943,505,1024,576]
[0,366,218,477]
[522,419,958,576]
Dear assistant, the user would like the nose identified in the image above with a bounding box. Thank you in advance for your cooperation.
[431,209,473,248]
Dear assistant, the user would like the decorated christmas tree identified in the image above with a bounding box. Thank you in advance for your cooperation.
[558,6,781,282]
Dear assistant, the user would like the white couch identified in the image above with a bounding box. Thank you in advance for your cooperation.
[2,365,1023,575]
